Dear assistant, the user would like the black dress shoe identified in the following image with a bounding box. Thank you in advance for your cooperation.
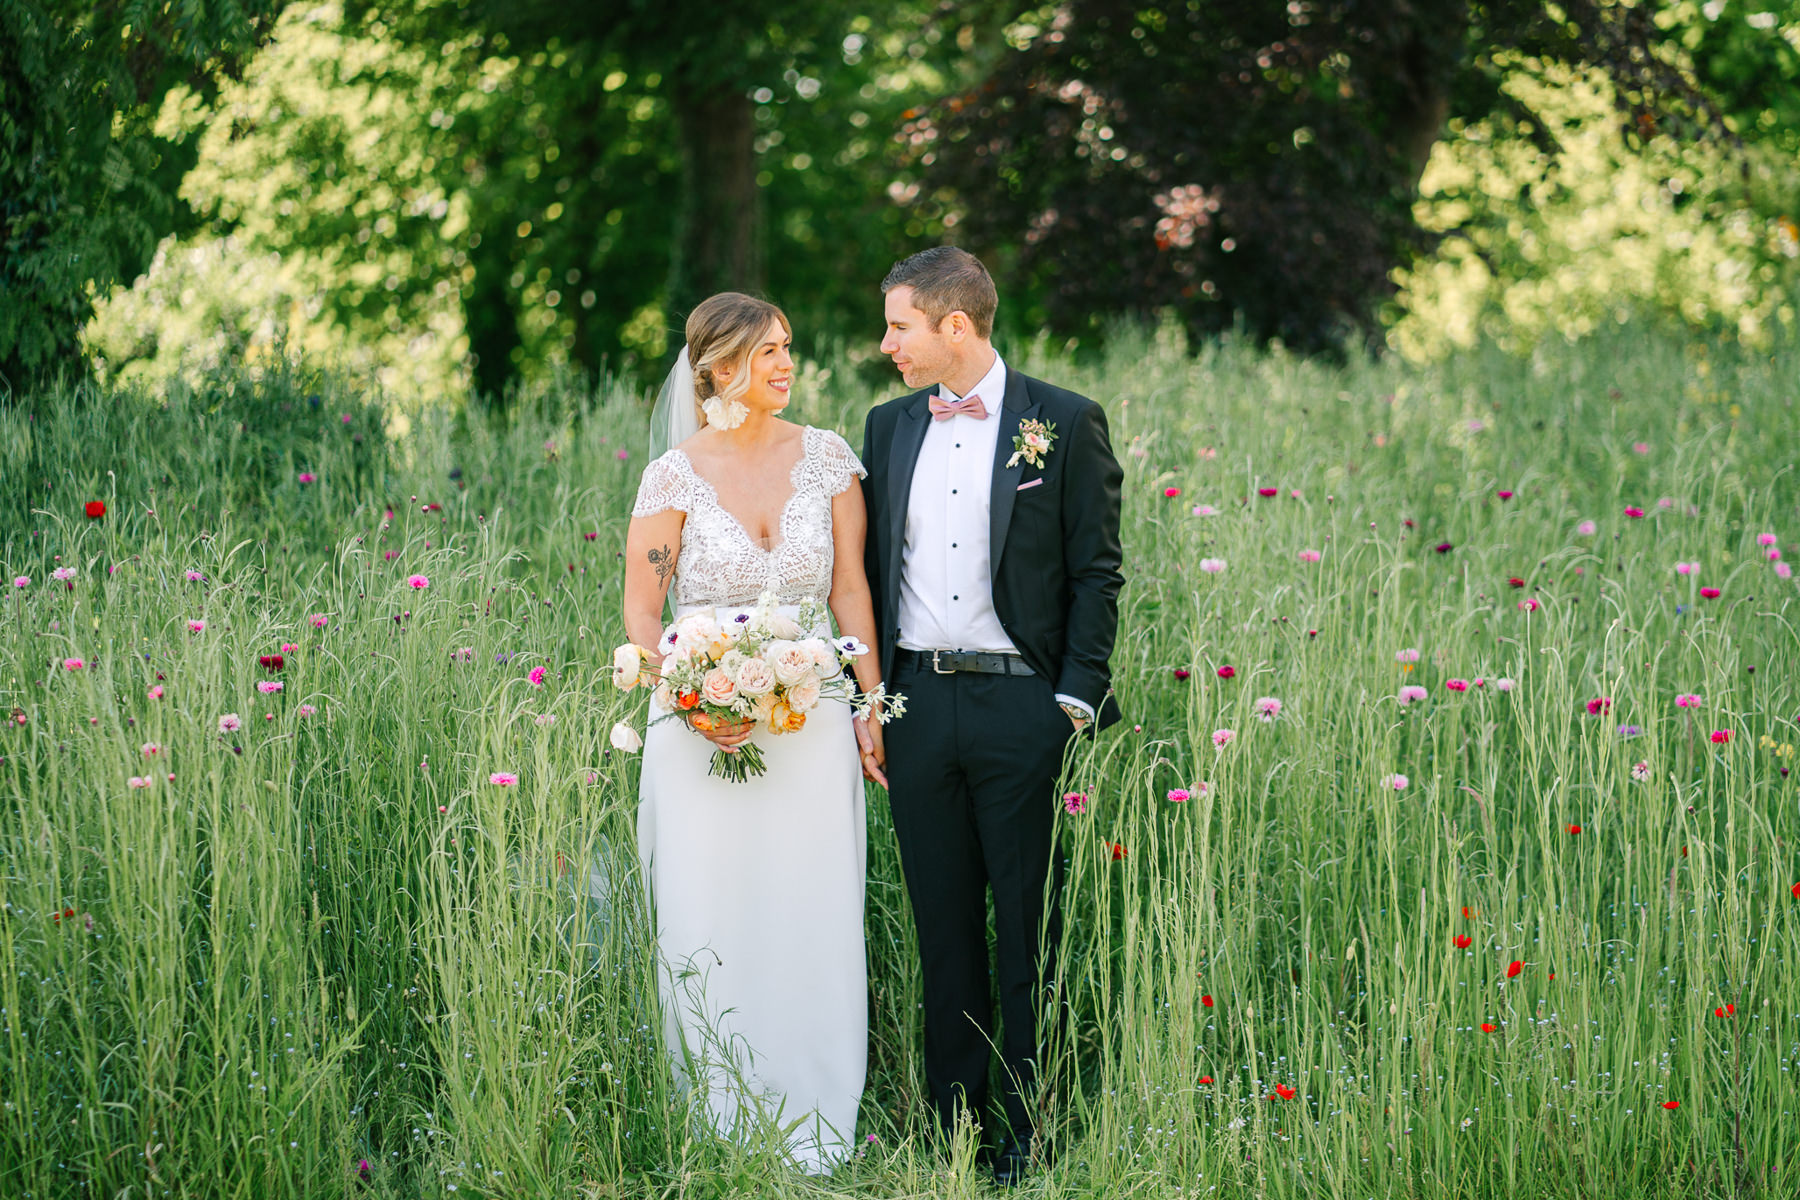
[991,1135,1034,1187]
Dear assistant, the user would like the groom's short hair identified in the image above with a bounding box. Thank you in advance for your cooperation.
[882,247,997,339]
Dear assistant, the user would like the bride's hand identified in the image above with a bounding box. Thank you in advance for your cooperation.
[688,711,756,752]
[854,715,888,788]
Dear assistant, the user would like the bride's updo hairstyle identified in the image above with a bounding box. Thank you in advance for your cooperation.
[686,292,792,418]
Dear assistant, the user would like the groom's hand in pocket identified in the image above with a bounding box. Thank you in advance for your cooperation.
[855,716,888,788]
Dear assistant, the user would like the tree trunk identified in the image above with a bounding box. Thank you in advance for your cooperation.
[665,87,764,330]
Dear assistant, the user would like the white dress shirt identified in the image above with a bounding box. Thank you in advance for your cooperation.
[896,352,1092,719]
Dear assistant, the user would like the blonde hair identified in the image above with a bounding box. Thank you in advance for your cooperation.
[686,293,792,420]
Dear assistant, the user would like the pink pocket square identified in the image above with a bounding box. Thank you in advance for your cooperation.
[1016,478,1044,492]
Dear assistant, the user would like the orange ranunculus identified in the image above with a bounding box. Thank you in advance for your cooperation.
[676,690,701,711]
[688,712,714,732]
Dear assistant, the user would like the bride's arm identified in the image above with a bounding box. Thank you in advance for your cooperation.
[622,508,683,666]
[827,482,888,785]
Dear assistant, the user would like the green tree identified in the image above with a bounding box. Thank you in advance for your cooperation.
[0,0,282,393]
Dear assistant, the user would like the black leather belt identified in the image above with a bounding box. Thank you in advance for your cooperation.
[894,648,1036,677]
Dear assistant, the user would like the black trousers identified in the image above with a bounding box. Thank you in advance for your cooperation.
[885,658,1071,1144]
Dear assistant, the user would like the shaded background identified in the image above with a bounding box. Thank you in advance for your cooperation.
[3,0,1799,405]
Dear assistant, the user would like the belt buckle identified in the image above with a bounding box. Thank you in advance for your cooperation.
[931,649,955,675]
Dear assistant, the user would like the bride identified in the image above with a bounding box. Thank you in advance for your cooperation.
[622,292,887,1171]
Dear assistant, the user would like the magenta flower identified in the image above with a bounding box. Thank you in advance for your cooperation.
[1576,520,1598,536]
[1676,693,1702,708]
[1396,648,1421,664]
[1397,685,1429,705]
[1758,533,1777,547]
[1778,562,1795,580]
[1770,548,1783,562]
[52,566,76,582]
[615,449,630,461]
[1253,696,1282,721]
[141,742,163,757]
[1163,486,1182,498]
[1445,678,1470,692]
[1625,506,1645,518]
[1212,728,1236,748]
[1675,562,1699,576]
[128,776,152,789]
[217,713,241,733]
[187,619,205,633]
[1495,677,1517,692]
[1518,598,1540,611]
[528,665,547,686]
[406,574,430,589]
[1297,549,1322,563]
[147,685,164,700]
[1381,773,1408,790]
[185,569,204,582]
[12,576,28,589]
[1192,503,1220,517]
[1199,558,1227,574]
[1434,542,1454,554]
[1710,730,1732,745]
[62,657,85,671]
[310,613,329,628]
[1586,696,1612,715]
[281,642,298,653]
[297,704,318,717]
[1699,586,1721,599]
[256,680,283,695]
[489,771,519,786]
[1632,442,1650,454]
[1062,791,1090,815]
[1166,788,1191,803]
[298,472,316,484]
[1497,490,1514,500]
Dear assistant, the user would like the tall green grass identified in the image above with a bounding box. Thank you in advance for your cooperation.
[2,324,1797,1198]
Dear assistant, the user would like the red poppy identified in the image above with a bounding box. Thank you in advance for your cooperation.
[1662,1100,1679,1110]
[1480,1022,1497,1033]
[1257,487,1278,497]
[1454,934,1472,948]
[1505,960,1523,978]
[1108,841,1127,861]
[1217,665,1236,679]
[258,654,285,672]
[1461,905,1472,919]
[1201,994,1214,1008]
[1793,881,1800,899]
[1273,1084,1295,1100]
[1508,577,1525,588]
[84,500,106,519]
[1715,1004,1735,1018]
[1173,668,1191,681]
[1198,1075,1213,1085]
[1567,823,1583,835]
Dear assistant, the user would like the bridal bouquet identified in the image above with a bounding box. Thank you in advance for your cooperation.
[611,593,904,782]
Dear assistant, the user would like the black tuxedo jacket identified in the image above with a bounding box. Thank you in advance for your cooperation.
[861,366,1125,730]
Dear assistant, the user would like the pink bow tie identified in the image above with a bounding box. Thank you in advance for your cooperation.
[928,393,988,422]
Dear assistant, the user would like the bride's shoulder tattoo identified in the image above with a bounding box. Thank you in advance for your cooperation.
[649,543,675,585]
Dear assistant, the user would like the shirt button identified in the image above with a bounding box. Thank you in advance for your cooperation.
[951,489,958,494]
[951,543,957,548]
[953,595,959,601]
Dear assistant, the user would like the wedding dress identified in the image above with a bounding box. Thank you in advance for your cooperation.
[630,424,868,1171]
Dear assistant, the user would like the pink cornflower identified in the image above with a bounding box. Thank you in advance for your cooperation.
[297,704,318,717]
[187,619,205,633]
[12,576,28,589]
[1199,558,1227,574]
[528,665,547,686]
[407,574,430,589]
[615,449,630,461]
[1253,696,1283,721]
[1632,442,1650,454]
[1625,506,1645,518]
[1778,562,1795,580]
[310,613,328,628]
[1396,648,1421,664]
[1212,728,1236,748]
[489,771,519,786]
[1699,586,1721,599]
[1758,533,1778,546]
[1769,548,1783,562]
[298,472,316,484]
[1586,696,1612,715]
[1658,497,1675,510]
[1631,761,1651,783]
[1191,504,1220,517]
[1167,788,1191,803]
[62,657,84,671]
[185,570,204,582]
[1062,791,1090,816]
[1495,677,1516,692]
[1445,679,1470,692]
[128,776,152,789]
[256,680,283,694]
[1518,598,1540,611]
[1576,520,1598,536]
[1163,486,1182,498]
[1398,685,1429,705]
[52,566,76,582]
[1298,549,1322,563]
[147,685,164,700]
[1675,693,1702,708]
[217,714,241,734]
[1675,562,1699,576]
[1382,773,1408,790]
[281,642,298,653]
[141,742,163,757]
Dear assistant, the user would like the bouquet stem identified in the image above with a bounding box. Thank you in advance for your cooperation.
[708,742,768,782]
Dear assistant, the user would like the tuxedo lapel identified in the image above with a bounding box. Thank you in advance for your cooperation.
[886,389,933,593]
[988,370,1038,582]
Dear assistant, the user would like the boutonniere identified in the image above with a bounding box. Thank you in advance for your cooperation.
[1007,418,1057,470]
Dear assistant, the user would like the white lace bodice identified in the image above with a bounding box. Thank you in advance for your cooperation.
[631,425,868,608]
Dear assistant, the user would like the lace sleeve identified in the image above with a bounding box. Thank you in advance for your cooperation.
[631,452,689,518]
[812,429,868,497]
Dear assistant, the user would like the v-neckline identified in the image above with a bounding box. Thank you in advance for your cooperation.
[676,430,811,554]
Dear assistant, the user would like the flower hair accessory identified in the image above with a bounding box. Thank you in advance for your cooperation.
[701,395,749,431]
[1007,418,1056,470]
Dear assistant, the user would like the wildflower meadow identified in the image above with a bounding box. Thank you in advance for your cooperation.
[4,323,1800,1198]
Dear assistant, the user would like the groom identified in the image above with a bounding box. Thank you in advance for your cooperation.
[860,247,1123,1182]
